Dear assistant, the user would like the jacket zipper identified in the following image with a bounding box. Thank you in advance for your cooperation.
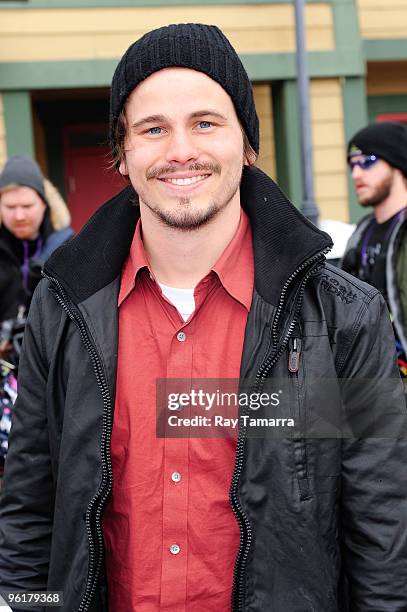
[230,248,329,611]
[44,273,113,612]
[288,337,301,373]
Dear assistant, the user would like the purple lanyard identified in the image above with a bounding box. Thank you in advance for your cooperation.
[360,209,405,269]
[21,237,43,291]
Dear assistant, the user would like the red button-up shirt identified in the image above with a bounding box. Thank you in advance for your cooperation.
[103,210,254,611]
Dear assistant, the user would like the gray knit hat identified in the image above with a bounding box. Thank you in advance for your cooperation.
[109,23,259,157]
[0,154,46,201]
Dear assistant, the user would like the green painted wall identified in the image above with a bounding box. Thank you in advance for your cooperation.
[3,91,35,158]
[0,50,363,92]
[272,80,303,208]
[364,40,407,62]
[342,76,368,223]
[368,94,407,123]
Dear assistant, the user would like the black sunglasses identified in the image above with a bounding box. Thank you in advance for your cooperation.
[348,154,379,171]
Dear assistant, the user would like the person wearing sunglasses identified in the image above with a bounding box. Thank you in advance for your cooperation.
[342,121,407,378]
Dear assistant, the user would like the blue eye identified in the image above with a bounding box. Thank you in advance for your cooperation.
[148,127,162,135]
[199,121,212,129]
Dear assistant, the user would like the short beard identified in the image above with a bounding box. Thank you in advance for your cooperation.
[140,161,243,232]
[145,198,222,231]
[359,171,393,207]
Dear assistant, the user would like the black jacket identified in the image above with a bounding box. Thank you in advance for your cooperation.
[341,210,407,355]
[0,212,74,323]
[1,167,406,612]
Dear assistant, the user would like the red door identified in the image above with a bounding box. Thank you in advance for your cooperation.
[64,124,127,232]
[376,113,407,123]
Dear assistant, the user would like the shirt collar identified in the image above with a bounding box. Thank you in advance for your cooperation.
[211,209,253,311]
[118,219,150,306]
[119,210,254,311]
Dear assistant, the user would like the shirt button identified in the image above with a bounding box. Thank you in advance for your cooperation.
[170,544,181,555]
[171,471,182,483]
[176,331,186,342]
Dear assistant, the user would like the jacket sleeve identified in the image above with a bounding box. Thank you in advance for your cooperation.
[0,282,55,597]
[338,291,407,611]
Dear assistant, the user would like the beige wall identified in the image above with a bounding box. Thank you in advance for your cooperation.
[357,0,407,39]
[366,61,407,95]
[310,78,349,222]
[0,96,7,169]
[252,78,349,221]
[0,3,334,63]
[253,84,276,180]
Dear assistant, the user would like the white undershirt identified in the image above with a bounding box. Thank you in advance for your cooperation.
[159,282,196,322]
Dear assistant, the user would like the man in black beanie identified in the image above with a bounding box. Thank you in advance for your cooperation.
[342,121,407,378]
[1,25,407,612]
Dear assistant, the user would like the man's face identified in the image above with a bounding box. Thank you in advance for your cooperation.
[350,155,394,208]
[119,67,252,230]
[0,186,46,240]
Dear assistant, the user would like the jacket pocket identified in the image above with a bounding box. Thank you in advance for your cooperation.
[288,336,311,501]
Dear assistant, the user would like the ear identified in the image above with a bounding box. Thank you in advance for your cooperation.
[119,157,129,176]
[244,149,257,167]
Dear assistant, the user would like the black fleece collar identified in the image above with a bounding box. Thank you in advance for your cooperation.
[44,166,332,305]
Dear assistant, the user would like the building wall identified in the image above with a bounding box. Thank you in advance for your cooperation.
[0,96,7,168]
[0,0,368,223]
[310,78,348,222]
[0,3,334,63]
[357,0,407,40]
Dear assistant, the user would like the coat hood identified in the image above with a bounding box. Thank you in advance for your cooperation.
[43,179,71,231]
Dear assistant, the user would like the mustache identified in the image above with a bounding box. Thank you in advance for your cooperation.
[146,162,221,180]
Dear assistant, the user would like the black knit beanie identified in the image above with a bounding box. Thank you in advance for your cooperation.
[0,154,47,202]
[348,122,407,178]
[109,23,259,158]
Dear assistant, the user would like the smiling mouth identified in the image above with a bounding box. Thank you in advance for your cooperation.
[159,174,210,186]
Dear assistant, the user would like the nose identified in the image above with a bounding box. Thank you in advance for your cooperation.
[15,207,26,221]
[351,164,363,180]
[165,128,199,165]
